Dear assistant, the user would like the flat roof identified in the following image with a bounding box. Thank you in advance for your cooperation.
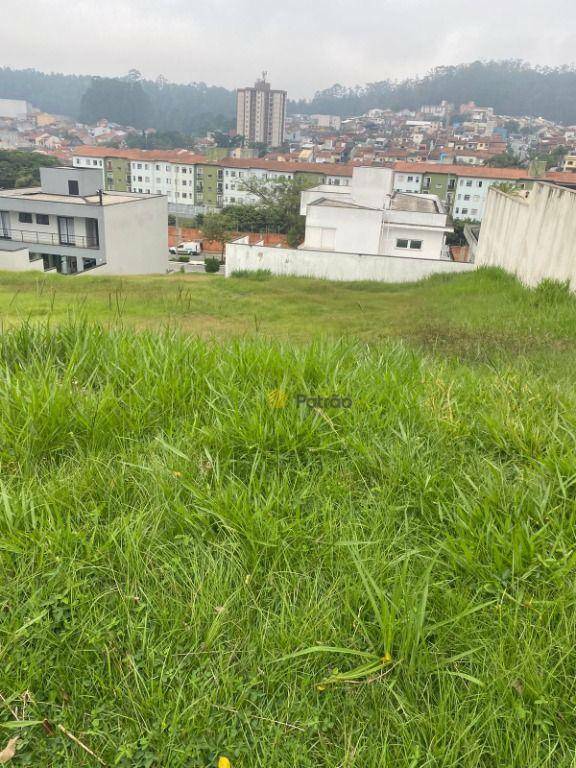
[391,192,440,213]
[0,188,161,206]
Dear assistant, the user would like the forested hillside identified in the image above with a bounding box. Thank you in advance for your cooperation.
[293,60,576,123]
[1,60,576,131]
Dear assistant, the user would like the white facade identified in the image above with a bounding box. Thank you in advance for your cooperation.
[301,167,452,261]
[453,176,529,222]
[0,98,32,119]
[0,167,167,275]
[393,172,423,194]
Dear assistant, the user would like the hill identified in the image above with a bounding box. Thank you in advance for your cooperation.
[0,269,575,765]
[2,60,576,132]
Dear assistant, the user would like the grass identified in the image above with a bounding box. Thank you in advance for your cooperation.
[0,269,576,765]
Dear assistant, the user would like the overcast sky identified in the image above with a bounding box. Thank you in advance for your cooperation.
[2,0,575,98]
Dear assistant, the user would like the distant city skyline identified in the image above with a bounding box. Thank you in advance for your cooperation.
[1,0,575,99]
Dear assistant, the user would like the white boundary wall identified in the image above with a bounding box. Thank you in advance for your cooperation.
[477,183,576,287]
[225,239,475,283]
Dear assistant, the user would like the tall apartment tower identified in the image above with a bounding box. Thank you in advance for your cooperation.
[236,73,287,148]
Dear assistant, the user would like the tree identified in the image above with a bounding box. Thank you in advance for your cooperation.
[237,176,317,246]
[200,214,233,263]
[486,152,523,168]
[0,150,59,189]
[80,77,152,128]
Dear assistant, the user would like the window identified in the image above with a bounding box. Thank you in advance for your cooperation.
[455,208,460,214]
[464,195,471,201]
[137,164,142,169]
[407,176,414,182]
[93,160,98,166]
[36,214,49,225]
[156,165,160,171]
[396,239,422,250]
[461,208,469,215]
[18,212,33,224]
[471,209,478,217]
[466,180,473,187]
[68,180,80,196]
[477,181,483,187]
[137,176,143,182]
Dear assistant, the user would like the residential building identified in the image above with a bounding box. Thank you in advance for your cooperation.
[236,74,287,148]
[300,166,452,260]
[393,163,534,221]
[563,155,576,173]
[0,98,32,119]
[0,166,167,275]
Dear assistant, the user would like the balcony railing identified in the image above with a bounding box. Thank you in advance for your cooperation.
[0,229,99,250]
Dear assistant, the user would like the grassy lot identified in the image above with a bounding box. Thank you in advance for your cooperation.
[0,269,576,766]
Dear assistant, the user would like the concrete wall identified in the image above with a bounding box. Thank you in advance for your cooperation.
[225,239,475,283]
[476,183,576,287]
[0,248,45,272]
[97,195,168,275]
[40,167,103,197]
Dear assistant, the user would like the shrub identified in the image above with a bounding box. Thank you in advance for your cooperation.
[204,257,221,273]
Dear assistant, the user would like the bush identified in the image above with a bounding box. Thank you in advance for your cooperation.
[204,257,221,273]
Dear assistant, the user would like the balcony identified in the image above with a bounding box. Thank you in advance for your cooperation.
[0,228,99,249]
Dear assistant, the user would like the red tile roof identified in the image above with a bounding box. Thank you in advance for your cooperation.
[73,146,355,177]
[393,161,532,180]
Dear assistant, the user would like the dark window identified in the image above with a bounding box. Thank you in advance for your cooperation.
[85,218,99,248]
[410,240,423,250]
[396,239,409,249]
[18,212,33,224]
[68,180,80,196]
[36,214,49,225]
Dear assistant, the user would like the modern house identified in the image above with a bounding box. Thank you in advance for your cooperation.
[299,166,452,261]
[0,166,168,275]
[225,166,475,283]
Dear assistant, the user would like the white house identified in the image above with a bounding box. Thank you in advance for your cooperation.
[0,166,168,275]
[299,166,452,261]
[225,166,475,283]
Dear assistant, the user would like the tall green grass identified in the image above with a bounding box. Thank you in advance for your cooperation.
[0,323,575,765]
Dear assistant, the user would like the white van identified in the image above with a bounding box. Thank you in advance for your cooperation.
[169,240,203,256]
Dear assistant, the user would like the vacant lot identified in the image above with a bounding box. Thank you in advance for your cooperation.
[0,269,575,766]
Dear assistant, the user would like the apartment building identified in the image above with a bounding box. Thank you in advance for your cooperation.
[0,166,167,275]
[394,163,533,221]
[236,74,287,148]
[72,147,352,215]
